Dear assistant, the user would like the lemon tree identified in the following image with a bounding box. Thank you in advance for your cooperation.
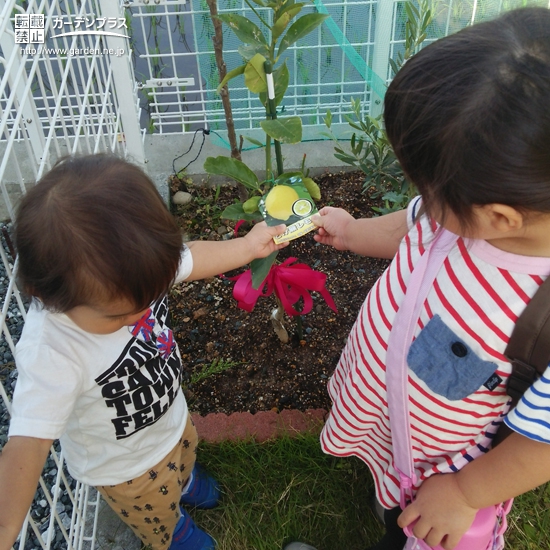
[203,0,329,289]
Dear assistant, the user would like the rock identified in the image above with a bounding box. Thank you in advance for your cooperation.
[193,307,209,320]
[172,191,193,205]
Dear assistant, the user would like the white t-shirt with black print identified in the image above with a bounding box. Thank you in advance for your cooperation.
[9,247,193,486]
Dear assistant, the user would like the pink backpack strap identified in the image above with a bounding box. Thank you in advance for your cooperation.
[386,227,458,507]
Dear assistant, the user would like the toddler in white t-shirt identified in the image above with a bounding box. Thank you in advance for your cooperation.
[0,154,287,550]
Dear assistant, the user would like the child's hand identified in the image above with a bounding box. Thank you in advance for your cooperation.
[311,207,355,251]
[398,474,478,550]
[243,221,289,259]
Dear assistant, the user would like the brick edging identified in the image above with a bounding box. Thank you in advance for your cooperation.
[191,408,328,443]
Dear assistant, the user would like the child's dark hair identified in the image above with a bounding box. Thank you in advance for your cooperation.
[384,7,550,227]
[14,154,183,312]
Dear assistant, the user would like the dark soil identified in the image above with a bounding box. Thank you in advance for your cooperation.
[169,170,390,416]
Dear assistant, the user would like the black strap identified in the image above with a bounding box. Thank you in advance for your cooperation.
[504,275,550,407]
[494,276,550,446]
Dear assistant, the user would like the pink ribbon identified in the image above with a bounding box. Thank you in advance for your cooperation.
[233,219,246,235]
[229,257,338,317]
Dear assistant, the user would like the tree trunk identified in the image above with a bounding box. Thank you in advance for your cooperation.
[206,0,248,202]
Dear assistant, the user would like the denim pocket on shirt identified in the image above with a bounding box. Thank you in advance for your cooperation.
[407,315,498,401]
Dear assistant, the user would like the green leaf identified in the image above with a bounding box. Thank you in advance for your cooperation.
[243,136,265,147]
[204,156,260,190]
[217,64,246,94]
[248,0,266,6]
[303,177,321,200]
[259,61,289,107]
[272,4,304,40]
[244,53,267,93]
[273,0,296,20]
[324,109,332,129]
[237,44,260,63]
[278,1,305,18]
[221,202,263,222]
[243,195,262,213]
[389,58,400,76]
[216,14,268,47]
[260,116,302,143]
[238,43,266,61]
[334,153,356,165]
[277,13,329,58]
[274,62,290,106]
[405,2,418,21]
[251,251,279,289]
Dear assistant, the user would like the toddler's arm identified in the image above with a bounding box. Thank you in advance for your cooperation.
[398,432,550,550]
[311,207,408,258]
[185,221,288,281]
[0,436,53,550]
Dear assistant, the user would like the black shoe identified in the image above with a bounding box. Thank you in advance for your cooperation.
[366,507,407,550]
[369,493,386,525]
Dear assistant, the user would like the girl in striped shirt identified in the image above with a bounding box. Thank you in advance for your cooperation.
[310,7,550,550]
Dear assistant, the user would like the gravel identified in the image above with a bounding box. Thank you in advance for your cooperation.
[0,223,75,550]
[170,170,390,417]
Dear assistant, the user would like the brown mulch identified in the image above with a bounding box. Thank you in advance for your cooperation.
[170,170,389,416]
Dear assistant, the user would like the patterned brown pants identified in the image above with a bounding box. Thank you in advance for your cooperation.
[97,415,198,549]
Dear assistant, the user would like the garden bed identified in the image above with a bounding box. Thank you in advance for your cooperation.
[170,170,390,416]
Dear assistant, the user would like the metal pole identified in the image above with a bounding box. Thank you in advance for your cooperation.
[97,0,146,167]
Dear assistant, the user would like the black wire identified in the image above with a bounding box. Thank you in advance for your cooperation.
[171,128,353,173]
[172,127,210,176]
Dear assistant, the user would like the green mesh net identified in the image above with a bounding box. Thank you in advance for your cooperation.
[192,0,548,149]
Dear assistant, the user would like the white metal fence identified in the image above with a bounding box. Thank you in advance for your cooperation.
[127,0,550,141]
[0,0,143,548]
[1,0,549,548]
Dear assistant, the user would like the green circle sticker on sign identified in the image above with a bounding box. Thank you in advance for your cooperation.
[292,199,313,217]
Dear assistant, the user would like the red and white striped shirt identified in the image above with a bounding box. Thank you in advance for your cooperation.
[320,198,550,509]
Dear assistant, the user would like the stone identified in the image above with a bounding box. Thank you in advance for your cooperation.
[172,191,193,205]
[193,307,209,320]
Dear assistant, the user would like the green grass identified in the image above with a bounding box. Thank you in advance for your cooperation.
[192,433,550,550]
[193,433,383,550]
[505,483,550,549]
[190,359,243,385]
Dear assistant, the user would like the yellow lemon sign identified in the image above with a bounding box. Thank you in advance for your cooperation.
[264,185,299,221]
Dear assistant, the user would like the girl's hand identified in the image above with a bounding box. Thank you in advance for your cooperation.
[243,221,288,259]
[311,207,355,251]
[398,474,478,550]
